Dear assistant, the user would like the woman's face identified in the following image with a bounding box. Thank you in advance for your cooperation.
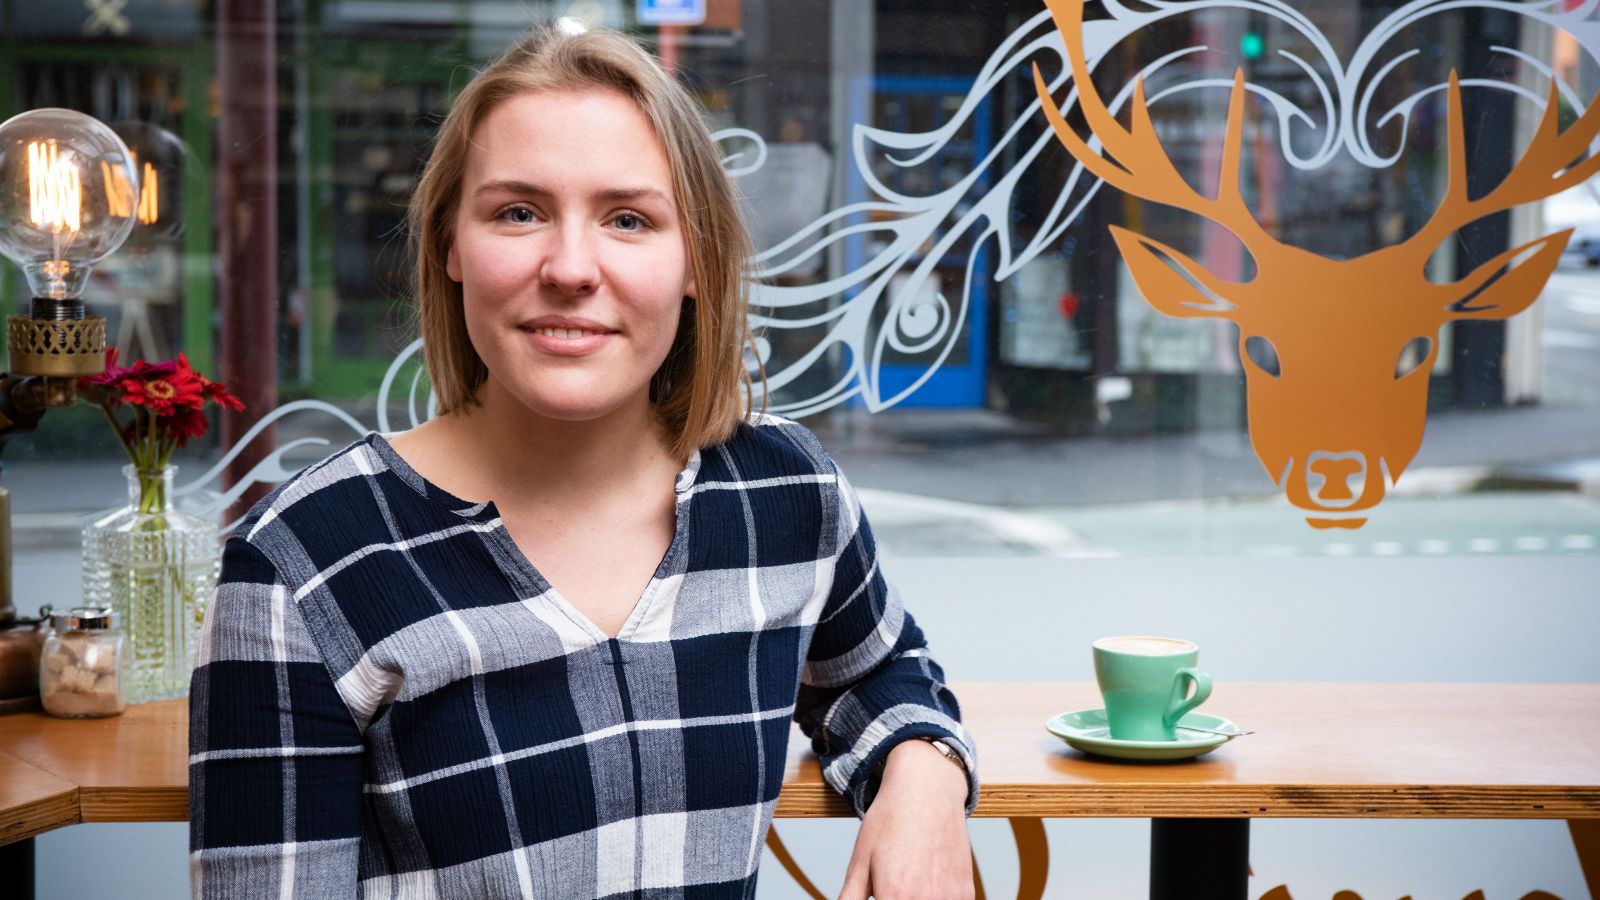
[448,87,694,425]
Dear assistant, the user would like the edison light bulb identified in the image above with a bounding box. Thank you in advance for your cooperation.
[0,108,140,301]
[111,120,188,245]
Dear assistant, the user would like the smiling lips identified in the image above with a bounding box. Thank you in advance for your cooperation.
[520,317,617,356]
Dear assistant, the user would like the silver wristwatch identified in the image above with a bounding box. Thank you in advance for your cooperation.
[919,737,968,775]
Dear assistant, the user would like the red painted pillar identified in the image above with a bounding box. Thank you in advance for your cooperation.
[216,0,278,523]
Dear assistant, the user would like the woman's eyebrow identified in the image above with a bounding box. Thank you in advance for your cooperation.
[472,180,674,208]
[597,186,675,207]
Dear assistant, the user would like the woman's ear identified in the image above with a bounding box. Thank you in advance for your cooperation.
[446,242,462,283]
[684,272,698,302]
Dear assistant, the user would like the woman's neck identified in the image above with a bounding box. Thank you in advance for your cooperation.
[435,383,680,507]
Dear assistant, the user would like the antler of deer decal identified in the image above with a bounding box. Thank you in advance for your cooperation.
[1033,0,1595,528]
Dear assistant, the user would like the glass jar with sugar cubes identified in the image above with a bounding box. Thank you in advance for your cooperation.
[40,607,127,718]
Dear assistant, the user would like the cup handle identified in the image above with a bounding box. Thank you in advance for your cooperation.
[1164,667,1212,727]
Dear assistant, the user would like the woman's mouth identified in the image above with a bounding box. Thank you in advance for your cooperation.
[530,326,602,339]
[522,325,614,356]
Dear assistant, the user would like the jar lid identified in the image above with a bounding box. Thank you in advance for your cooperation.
[51,606,118,631]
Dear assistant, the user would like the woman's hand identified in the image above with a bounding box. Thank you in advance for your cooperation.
[837,739,975,900]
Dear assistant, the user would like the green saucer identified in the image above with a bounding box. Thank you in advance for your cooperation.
[1045,707,1243,761]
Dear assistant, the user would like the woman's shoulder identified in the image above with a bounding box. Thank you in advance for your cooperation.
[699,411,842,482]
[224,432,414,567]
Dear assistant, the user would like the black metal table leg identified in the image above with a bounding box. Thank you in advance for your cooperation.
[1149,818,1249,900]
[1,836,35,900]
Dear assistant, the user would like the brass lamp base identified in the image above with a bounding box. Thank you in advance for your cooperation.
[6,313,106,378]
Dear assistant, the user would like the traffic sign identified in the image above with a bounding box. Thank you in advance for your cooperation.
[637,0,705,26]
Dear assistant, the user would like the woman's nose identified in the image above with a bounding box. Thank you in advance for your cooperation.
[537,224,599,295]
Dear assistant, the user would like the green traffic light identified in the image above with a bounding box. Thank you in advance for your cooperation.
[1241,32,1264,59]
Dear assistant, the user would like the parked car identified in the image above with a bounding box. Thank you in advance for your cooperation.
[1567,224,1600,267]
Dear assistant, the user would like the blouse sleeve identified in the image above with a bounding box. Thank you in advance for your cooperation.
[188,536,366,899]
[791,464,980,819]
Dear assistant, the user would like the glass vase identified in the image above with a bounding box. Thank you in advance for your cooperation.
[81,464,220,704]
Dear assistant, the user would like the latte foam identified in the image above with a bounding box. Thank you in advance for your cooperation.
[1094,636,1195,656]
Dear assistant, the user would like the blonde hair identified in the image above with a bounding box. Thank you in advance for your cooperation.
[408,26,761,457]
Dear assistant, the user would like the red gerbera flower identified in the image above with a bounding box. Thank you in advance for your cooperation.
[171,352,246,412]
[78,347,155,407]
[196,373,245,412]
[81,346,246,470]
[123,366,204,416]
[125,356,178,379]
[89,346,133,384]
[160,407,211,448]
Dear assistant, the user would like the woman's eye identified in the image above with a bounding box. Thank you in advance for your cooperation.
[501,206,535,225]
[613,212,646,232]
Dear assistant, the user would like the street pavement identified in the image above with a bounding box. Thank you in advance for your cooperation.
[815,405,1600,558]
[1544,269,1600,408]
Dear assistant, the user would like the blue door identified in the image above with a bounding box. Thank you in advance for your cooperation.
[845,74,993,408]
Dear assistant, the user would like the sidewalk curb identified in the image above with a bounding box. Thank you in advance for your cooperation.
[1477,458,1600,497]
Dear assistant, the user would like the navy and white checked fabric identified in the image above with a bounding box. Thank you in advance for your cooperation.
[188,415,978,898]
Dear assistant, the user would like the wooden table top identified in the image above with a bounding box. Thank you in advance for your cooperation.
[0,695,188,838]
[2,682,1597,844]
[784,682,1600,818]
[0,751,76,845]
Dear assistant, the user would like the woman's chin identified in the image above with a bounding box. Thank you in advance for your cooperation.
[515,392,651,425]
[477,370,654,426]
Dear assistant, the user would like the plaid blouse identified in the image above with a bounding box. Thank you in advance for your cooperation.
[188,415,978,899]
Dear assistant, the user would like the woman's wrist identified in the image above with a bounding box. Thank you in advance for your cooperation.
[881,738,970,805]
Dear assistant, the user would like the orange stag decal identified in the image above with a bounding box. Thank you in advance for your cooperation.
[1033,0,1589,529]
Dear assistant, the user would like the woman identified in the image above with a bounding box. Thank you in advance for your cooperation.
[189,24,978,899]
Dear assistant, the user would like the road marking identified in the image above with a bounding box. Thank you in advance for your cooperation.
[1542,328,1600,349]
[1418,539,1452,554]
[1560,534,1598,550]
[11,513,86,529]
[1558,293,1600,315]
[1389,466,1490,496]
[1513,536,1548,551]
[1548,273,1600,296]
[1467,538,1501,553]
[856,488,1114,557]
[1369,542,1404,555]
[1323,543,1357,556]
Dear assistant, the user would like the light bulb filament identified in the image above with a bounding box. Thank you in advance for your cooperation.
[27,139,82,233]
[137,161,159,224]
[102,157,137,220]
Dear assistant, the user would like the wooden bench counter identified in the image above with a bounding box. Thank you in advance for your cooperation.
[778,681,1600,819]
[3,682,1597,898]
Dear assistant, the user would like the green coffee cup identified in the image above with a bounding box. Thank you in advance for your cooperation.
[1092,636,1213,741]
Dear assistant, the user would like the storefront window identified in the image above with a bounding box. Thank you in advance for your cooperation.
[4,0,1596,895]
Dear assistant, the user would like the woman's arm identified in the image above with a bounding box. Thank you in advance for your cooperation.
[790,462,979,898]
[791,466,979,818]
[189,537,366,899]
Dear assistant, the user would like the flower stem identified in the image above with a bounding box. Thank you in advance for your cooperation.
[99,402,135,462]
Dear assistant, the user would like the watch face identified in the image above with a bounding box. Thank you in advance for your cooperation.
[928,739,966,770]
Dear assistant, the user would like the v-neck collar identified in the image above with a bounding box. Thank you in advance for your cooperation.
[367,430,700,644]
